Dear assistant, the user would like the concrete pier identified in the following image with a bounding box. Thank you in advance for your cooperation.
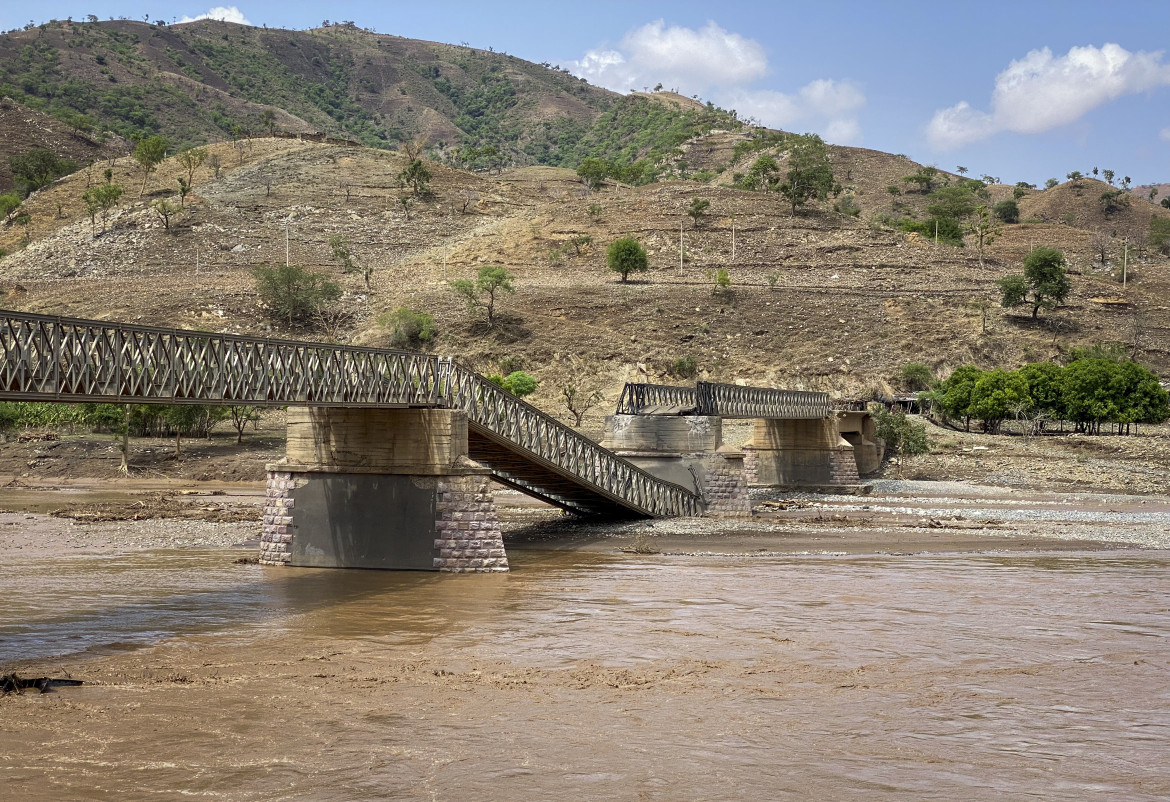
[259,408,508,572]
[742,417,862,489]
[601,414,751,517]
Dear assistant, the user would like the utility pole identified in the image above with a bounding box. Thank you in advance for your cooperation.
[731,215,736,262]
[679,220,684,274]
[1123,237,1129,288]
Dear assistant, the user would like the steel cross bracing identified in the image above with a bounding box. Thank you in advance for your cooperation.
[616,381,832,419]
[0,310,700,518]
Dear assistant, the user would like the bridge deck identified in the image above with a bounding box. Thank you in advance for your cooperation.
[0,310,700,518]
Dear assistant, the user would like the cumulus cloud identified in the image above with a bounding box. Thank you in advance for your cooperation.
[928,43,1170,149]
[177,6,252,25]
[568,20,864,144]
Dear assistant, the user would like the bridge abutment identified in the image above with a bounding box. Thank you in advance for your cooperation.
[601,415,751,517]
[260,407,508,572]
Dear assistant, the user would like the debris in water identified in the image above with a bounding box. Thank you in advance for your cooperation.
[1,673,84,695]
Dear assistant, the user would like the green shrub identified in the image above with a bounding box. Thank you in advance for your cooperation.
[899,216,964,246]
[872,408,930,458]
[901,362,935,391]
[383,307,436,349]
[993,199,1019,223]
[0,193,21,218]
[606,236,648,282]
[501,371,537,398]
[669,355,698,379]
[252,264,341,327]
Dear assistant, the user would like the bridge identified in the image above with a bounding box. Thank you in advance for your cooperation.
[0,310,874,572]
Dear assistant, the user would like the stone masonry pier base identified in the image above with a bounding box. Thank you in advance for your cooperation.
[601,414,751,517]
[743,417,860,488]
[260,407,508,572]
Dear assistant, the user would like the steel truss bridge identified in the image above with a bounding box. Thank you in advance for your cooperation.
[0,310,701,518]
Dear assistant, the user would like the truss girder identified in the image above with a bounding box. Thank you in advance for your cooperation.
[615,381,831,420]
[0,310,703,518]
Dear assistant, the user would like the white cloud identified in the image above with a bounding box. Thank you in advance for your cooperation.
[1160,126,1170,143]
[177,6,252,25]
[928,43,1170,149]
[568,21,864,143]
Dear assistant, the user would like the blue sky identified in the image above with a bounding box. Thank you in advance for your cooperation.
[7,1,1170,187]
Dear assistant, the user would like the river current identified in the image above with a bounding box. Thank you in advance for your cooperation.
[2,546,1169,800]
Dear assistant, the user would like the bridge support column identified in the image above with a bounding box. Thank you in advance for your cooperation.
[743,417,862,490]
[601,415,751,517]
[259,408,508,572]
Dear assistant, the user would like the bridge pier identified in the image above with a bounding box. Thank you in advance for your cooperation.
[741,417,863,490]
[601,415,751,517]
[260,407,508,572]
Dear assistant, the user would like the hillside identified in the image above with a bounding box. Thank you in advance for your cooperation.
[1,134,1167,436]
[0,18,740,170]
[0,97,126,193]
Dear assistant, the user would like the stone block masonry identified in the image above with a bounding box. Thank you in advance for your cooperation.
[432,474,509,573]
[260,470,295,565]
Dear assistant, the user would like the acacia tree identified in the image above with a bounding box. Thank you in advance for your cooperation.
[686,198,710,228]
[577,158,608,191]
[82,183,124,235]
[967,204,999,267]
[133,135,169,196]
[778,133,837,215]
[176,146,207,191]
[9,148,76,196]
[450,265,514,327]
[996,246,1071,318]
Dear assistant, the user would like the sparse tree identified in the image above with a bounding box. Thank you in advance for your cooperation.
[967,205,999,267]
[207,153,223,179]
[133,135,169,197]
[587,203,603,224]
[996,246,1071,318]
[567,234,593,255]
[152,198,181,230]
[398,195,412,220]
[1045,177,1059,189]
[742,155,779,191]
[903,166,939,193]
[1090,229,1111,266]
[561,384,603,427]
[260,108,276,136]
[606,237,649,283]
[450,265,514,327]
[259,168,274,197]
[328,234,355,273]
[397,160,431,194]
[1102,169,1115,186]
[993,198,1019,223]
[956,166,968,176]
[686,197,710,228]
[227,406,263,443]
[967,297,993,333]
[176,177,191,206]
[82,182,124,235]
[459,188,479,213]
[176,146,207,189]
[400,135,428,162]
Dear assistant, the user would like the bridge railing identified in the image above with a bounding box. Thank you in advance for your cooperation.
[696,382,831,419]
[0,311,444,406]
[614,383,700,415]
[443,364,703,518]
[615,381,832,419]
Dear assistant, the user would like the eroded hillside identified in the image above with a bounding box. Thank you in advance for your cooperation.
[1,136,1167,433]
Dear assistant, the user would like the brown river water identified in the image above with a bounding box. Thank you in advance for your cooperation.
[2,543,1169,800]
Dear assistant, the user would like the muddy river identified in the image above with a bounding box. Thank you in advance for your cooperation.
[3,533,1169,800]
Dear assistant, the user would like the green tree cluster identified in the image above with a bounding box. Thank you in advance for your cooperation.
[931,356,1168,434]
[9,148,77,197]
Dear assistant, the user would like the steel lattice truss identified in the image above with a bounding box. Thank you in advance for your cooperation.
[616,381,831,419]
[446,365,702,517]
[0,310,700,518]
